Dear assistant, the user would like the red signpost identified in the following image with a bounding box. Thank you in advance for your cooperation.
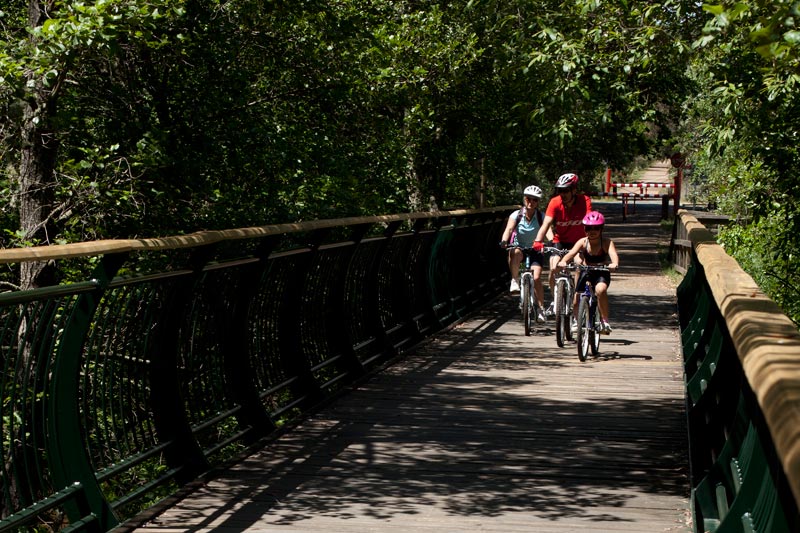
[670,153,685,216]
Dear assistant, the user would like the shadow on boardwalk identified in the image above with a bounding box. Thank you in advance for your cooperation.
[127,203,690,533]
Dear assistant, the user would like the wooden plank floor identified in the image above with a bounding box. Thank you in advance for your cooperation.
[126,203,691,532]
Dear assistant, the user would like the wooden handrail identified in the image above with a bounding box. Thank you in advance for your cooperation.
[679,209,800,508]
[0,207,517,264]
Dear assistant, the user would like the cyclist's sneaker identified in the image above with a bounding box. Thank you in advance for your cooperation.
[545,302,555,317]
[601,320,612,335]
[509,278,520,294]
[570,317,578,335]
[536,307,546,323]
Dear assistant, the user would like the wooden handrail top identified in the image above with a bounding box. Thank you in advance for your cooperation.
[0,206,516,264]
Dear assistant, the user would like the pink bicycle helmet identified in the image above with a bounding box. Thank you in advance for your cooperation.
[555,173,579,190]
[582,211,605,226]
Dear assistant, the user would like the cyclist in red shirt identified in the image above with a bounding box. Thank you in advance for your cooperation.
[532,173,593,316]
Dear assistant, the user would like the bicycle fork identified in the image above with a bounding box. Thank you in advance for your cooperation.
[582,285,597,331]
[519,255,534,309]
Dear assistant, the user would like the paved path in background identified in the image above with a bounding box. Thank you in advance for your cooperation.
[125,202,691,533]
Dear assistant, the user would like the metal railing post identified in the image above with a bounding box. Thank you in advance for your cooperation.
[220,237,281,441]
[147,247,214,483]
[47,253,129,531]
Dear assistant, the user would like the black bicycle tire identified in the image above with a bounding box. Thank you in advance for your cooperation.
[522,276,531,336]
[555,279,567,347]
[577,295,589,362]
[565,281,575,342]
[590,297,601,355]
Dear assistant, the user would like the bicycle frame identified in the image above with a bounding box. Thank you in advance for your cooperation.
[520,252,535,336]
[575,265,610,361]
[505,246,539,336]
[546,247,574,348]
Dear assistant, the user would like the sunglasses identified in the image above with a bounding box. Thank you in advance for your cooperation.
[584,226,602,231]
[524,196,539,201]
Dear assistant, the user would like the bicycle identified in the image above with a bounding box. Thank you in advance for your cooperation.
[573,264,611,362]
[544,247,575,348]
[505,246,544,336]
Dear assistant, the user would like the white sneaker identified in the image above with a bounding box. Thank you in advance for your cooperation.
[600,320,612,335]
[545,302,555,317]
[536,307,546,323]
[509,278,520,294]
[570,317,578,335]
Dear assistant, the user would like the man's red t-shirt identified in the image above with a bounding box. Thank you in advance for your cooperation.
[545,193,593,244]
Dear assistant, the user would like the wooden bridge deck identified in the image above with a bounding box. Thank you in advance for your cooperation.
[125,203,691,532]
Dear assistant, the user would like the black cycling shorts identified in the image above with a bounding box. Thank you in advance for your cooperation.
[518,248,544,266]
[577,270,611,293]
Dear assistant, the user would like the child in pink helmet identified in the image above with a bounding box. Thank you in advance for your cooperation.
[557,210,620,334]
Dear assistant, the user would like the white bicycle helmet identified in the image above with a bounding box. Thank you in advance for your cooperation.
[523,185,543,198]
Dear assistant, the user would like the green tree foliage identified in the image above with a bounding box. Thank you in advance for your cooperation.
[0,0,696,251]
[495,0,696,180]
[0,0,188,287]
[679,0,800,323]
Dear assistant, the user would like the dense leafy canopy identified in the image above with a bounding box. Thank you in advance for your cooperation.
[0,0,691,241]
[679,0,800,323]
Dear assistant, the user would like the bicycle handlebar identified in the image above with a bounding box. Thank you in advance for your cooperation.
[503,245,553,253]
[563,264,614,272]
[542,246,567,256]
[505,244,566,254]
[502,243,569,253]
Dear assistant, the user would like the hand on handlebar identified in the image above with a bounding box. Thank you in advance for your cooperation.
[499,240,508,249]
[608,263,618,272]
[532,241,543,252]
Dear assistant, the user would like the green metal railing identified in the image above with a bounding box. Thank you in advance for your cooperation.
[675,211,800,532]
[0,207,512,532]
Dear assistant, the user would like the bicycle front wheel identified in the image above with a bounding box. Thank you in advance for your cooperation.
[522,277,531,336]
[590,298,601,355]
[555,279,568,347]
[565,282,575,342]
[577,295,590,362]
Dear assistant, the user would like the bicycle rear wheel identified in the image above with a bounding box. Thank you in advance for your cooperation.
[522,276,531,336]
[553,279,566,348]
[577,295,590,362]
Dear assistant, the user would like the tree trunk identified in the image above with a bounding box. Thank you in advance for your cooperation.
[403,107,424,212]
[17,0,59,290]
[17,100,58,289]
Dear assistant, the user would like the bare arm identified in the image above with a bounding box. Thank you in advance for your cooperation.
[500,215,517,244]
[558,238,585,267]
[534,215,554,243]
[606,239,619,270]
